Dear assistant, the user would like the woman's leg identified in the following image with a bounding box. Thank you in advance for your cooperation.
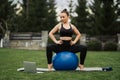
[46,44,60,63]
[46,44,61,70]
[70,45,87,69]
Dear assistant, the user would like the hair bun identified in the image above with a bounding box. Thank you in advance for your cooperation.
[61,8,69,16]
[63,9,67,12]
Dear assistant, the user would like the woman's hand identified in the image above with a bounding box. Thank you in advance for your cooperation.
[55,40,63,45]
[70,41,76,45]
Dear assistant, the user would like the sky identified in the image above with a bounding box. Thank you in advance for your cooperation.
[54,0,94,20]
[55,0,93,14]
[8,0,85,20]
[8,0,23,5]
[8,0,93,12]
[55,0,77,11]
[9,0,119,15]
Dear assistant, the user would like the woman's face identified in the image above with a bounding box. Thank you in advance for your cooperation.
[60,13,69,23]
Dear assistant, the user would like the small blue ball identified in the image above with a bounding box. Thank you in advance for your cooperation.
[52,51,78,70]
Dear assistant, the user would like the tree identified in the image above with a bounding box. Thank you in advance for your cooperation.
[25,0,49,32]
[102,0,118,35]
[6,0,57,32]
[72,0,89,34]
[7,0,28,32]
[116,0,120,15]
[116,0,120,33]
[89,0,103,35]
[90,0,119,35]
[0,0,14,34]
[15,0,57,32]
[69,0,74,20]
[46,0,57,31]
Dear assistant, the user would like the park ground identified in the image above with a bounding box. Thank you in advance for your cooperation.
[0,48,120,80]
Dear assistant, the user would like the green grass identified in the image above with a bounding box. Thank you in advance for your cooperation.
[0,48,120,80]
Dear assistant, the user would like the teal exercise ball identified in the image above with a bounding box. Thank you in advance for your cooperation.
[52,51,79,70]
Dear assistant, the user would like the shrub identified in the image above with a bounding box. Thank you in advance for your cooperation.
[104,42,117,51]
[87,40,102,51]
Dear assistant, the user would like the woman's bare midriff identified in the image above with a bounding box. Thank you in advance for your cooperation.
[60,37,72,41]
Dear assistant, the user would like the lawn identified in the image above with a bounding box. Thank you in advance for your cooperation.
[0,48,120,80]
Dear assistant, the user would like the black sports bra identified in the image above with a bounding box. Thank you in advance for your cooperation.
[60,24,73,37]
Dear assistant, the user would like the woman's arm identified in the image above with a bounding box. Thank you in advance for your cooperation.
[49,23,62,44]
[71,24,81,45]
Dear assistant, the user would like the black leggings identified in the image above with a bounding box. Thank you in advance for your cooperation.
[46,40,87,65]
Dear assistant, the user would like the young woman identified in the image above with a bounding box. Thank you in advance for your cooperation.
[46,9,87,71]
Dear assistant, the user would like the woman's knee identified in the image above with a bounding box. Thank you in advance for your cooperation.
[47,44,52,49]
[83,45,87,51]
[81,45,87,52]
[47,44,57,51]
